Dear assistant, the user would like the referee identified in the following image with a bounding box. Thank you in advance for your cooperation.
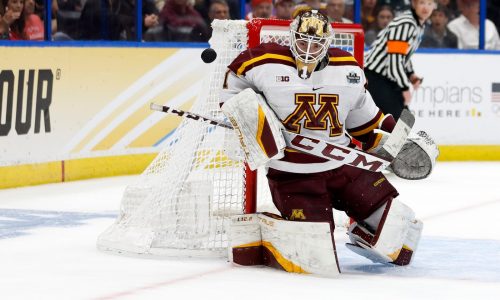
[364,0,436,120]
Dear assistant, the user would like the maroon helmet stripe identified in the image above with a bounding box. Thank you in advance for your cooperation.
[228,43,294,76]
[238,59,296,76]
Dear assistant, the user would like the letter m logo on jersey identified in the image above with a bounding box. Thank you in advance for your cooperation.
[283,93,343,137]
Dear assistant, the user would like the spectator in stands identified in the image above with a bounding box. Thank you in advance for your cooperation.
[159,0,209,41]
[142,0,161,36]
[447,0,500,49]
[421,4,458,48]
[437,0,458,19]
[247,0,273,19]
[487,0,500,34]
[364,4,394,46]
[78,0,134,40]
[23,0,43,40]
[206,0,230,38]
[34,0,58,34]
[326,0,353,23]
[58,0,81,11]
[52,0,80,40]
[194,0,210,23]
[298,0,322,9]
[361,0,378,31]
[275,0,295,19]
[385,0,411,15]
[1,0,25,40]
[1,2,11,38]
[294,0,328,17]
[208,0,230,21]
[344,0,354,20]
[155,0,165,10]
[34,0,43,17]
[195,0,238,23]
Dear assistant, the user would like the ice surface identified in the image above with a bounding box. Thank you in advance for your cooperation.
[1,162,499,300]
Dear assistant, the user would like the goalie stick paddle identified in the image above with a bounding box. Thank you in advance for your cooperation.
[150,103,414,172]
[379,109,415,160]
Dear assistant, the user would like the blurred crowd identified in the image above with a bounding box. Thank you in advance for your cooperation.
[0,0,499,49]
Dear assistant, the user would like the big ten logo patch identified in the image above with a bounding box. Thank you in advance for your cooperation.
[276,75,290,82]
[0,69,54,136]
[290,209,306,220]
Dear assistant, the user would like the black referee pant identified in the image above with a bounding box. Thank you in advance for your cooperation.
[364,69,405,120]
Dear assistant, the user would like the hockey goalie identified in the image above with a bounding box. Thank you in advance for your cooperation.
[219,10,438,277]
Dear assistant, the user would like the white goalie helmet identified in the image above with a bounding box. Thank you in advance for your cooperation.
[290,9,334,79]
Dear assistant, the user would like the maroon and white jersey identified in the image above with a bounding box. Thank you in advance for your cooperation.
[221,43,386,174]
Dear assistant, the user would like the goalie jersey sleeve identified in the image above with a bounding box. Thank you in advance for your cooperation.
[221,44,388,173]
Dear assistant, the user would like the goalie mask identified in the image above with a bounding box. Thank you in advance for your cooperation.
[290,9,334,79]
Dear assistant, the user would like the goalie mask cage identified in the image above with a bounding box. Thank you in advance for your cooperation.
[97,19,364,258]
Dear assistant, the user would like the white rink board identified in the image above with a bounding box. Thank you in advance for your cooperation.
[411,52,500,145]
[1,49,499,168]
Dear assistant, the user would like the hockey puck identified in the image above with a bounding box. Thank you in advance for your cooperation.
[201,48,217,63]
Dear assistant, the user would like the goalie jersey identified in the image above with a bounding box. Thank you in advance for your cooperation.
[221,43,386,174]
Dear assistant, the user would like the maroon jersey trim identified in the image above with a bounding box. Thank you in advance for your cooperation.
[228,43,296,76]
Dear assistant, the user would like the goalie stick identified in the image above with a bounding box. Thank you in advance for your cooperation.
[150,103,415,172]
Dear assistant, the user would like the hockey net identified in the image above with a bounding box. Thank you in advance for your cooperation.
[97,19,364,258]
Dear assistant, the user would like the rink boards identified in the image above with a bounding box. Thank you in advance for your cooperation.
[0,47,499,188]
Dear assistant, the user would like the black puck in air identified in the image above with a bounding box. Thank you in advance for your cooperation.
[201,48,217,63]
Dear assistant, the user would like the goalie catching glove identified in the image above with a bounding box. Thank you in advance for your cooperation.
[389,130,439,180]
[369,129,439,180]
[221,88,286,170]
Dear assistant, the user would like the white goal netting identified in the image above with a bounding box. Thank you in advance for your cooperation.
[97,19,363,258]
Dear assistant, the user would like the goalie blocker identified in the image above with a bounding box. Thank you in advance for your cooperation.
[221,88,286,170]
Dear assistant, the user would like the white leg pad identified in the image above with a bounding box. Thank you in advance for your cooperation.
[227,213,340,277]
[347,199,423,265]
[259,213,340,277]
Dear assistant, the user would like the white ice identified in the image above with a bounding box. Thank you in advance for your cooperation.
[1,162,500,300]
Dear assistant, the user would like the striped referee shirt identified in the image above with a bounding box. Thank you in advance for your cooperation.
[364,9,425,90]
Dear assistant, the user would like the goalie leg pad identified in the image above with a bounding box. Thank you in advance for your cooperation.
[347,198,422,266]
[221,88,286,170]
[227,213,340,277]
[259,213,340,277]
[228,214,263,266]
[390,130,439,180]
